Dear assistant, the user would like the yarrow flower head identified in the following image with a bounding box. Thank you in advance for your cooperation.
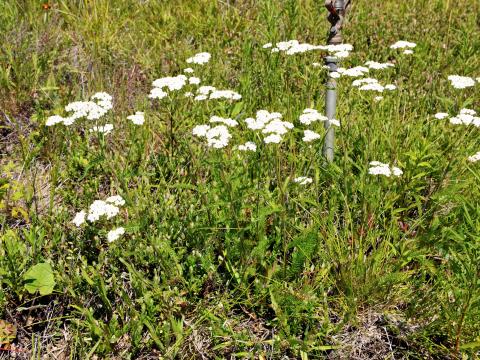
[46,92,113,127]
[302,130,321,142]
[336,66,369,77]
[263,134,282,144]
[390,41,417,49]
[364,61,394,70]
[434,112,449,120]
[237,141,257,152]
[299,108,328,125]
[127,112,145,125]
[294,176,313,185]
[89,124,113,135]
[107,227,125,243]
[149,75,188,99]
[186,52,211,65]
[368,161,403,177]
[72,195,125,227]
[209,116,238,127]
[352,78,396,93]
[193,124,232,149]
[448,75,476,89]
[245,110,283,130]
[266,40,352,57]
[468,151,480,163]
[448,108,480,127]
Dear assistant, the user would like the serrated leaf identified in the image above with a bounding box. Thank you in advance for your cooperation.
[23,263,55,295]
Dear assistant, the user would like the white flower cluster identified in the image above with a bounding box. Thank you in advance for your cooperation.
[46,92,113,126]
[336,66,370,77]
[209,115,238,127]
[293,177,313,185]
[365,61,394,70]
[237,141,257,152]
[390,41,416,49]
[193,86,242,101]
[368,161,403,177]
[89,124,113,135]
[72,195,125,227]
[303,130,321,142]
[149,75,189,99]
[448,108,480,127]
[186,52,211,65]
[127,111,145,125]
[468,151,480,163]
[192,124,232,149]
[448,75,476,89]
[244,110,293,144]
[265,40,353,57]
[107,227,125,243]
[299,108,328,125]
[352,78,397,93]
[434,112,449,120]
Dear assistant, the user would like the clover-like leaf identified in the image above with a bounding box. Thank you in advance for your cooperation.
[23,263,55,295]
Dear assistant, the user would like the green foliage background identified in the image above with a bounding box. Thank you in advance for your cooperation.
[1,0,479,358]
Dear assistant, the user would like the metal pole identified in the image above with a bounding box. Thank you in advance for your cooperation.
[324,56,338,163]
[323,0,349,162]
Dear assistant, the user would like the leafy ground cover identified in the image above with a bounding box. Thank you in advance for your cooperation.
[1,0,480,358]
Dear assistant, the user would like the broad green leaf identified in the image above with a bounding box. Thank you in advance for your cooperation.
[23,263,55,295]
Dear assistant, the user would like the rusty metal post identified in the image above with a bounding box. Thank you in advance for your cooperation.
[323,0,350,163]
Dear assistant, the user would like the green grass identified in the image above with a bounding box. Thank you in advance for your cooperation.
[1,0,480,358]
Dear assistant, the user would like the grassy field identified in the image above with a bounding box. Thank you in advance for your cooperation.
[1,0,480,358]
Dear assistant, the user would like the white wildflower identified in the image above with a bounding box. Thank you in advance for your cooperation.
[337,66,369,77]
[303,130,321,142]
[184,68,194,73]
[390,41,417,49]
[352,78,379,87]
[105,195,125,206]
[107,227,125,243]
[262,43,273,49]
[294,177,313,185]
[403,49,414,55]
[148,87,168,100]
[209,90,242,100]
[264,134,282,144]
[262,119,294,135]
[46,115,65,126]
[192,124,211,137]
[152,75,188,92]
[209,116,238,127]
[384,84,397,91]
[460,108,476,116]
[237,141,257,152]
[329,72,341,79]
[374,96,384,102]
[299,108,328,125]
[87,200,120,222]
[127,111,145,125]
[205,125,232,148]
[368,161,402,177]
[72,210,86,227]
[184,92,194,97]
[186,52,211,65]
[194,94,208,101]
[434,112,449,120]
[189,77,201,85]
[198,86,216,95]
[329,119,340,127]
[448,75,475,89]
[468,151,480,163]
[365,61,394,70]
[89,124,113,135]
